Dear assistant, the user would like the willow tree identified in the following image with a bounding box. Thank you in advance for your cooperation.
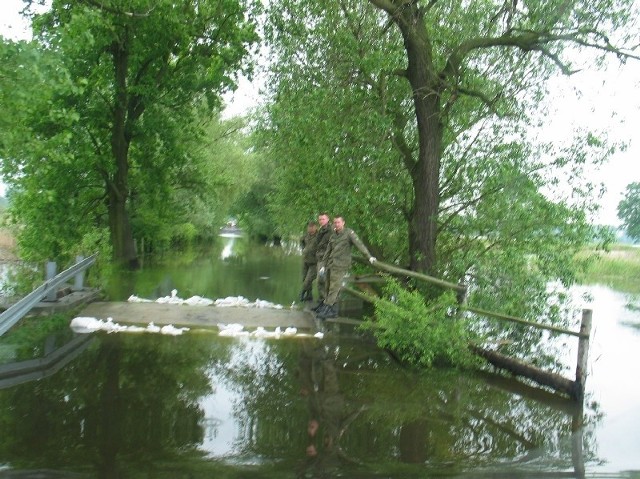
[366,0,638,275]
[263,0,637,270]
[2,0,258,266]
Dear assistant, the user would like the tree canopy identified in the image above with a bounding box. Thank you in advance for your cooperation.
[618,182,640,241]
[0,0,259,266]
[255,0,638,344]
[1,0,639,363]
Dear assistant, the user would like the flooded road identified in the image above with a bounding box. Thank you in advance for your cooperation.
[0,236,638,477]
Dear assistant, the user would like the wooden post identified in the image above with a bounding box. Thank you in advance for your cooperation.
[571,404,586,479]
[574,309,592,403]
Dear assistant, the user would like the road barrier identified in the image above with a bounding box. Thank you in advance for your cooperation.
[0,254,97,336]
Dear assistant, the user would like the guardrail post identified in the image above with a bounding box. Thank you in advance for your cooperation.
[74,255,85,291]
[0,253,98,337]
[45,261,57,302]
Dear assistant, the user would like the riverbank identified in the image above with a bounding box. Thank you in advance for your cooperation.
[578,244,640,294]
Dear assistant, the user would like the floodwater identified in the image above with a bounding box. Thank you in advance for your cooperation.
[0,235,639,478]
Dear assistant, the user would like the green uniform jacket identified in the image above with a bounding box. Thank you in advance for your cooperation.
[301,232,318,264]
[315,224,331,265]
[322,227,372,270]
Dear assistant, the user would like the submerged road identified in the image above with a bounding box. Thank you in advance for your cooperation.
[80,302,316,330]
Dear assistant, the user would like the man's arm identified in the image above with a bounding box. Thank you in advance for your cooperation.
[348,229,375,261]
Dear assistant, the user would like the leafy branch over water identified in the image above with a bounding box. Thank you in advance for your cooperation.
[361,279,477,369]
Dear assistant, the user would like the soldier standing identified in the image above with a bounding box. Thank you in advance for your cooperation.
[312,213,332,310]
[300,221,319,302]
[317,216,376,319]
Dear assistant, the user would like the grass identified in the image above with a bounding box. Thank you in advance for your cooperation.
[578,244,640,295]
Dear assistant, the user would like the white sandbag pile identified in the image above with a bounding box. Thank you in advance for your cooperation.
[128,290,283,309]
[70,317,190,335]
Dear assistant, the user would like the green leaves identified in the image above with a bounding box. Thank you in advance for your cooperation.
[1,0,260,264]
[364,279,476,369]
[257,0,637,364]
[618,182,640,241]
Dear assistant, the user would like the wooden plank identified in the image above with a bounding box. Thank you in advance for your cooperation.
[79,302,316,330]
[371,260,467,292]
[463,305,586,338]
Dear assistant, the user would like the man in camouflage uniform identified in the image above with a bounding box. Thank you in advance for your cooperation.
[300,221,318,302]
[317,216,376,319]
[312,213,331,310]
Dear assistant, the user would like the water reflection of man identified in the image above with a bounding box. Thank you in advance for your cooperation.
[306,418,319,457]
[297,340,353,477]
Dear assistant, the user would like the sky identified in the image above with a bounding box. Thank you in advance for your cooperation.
[1,0,639,226]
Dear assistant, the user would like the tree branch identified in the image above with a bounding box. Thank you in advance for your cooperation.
[444,29,640,83]
[390,111,417,174]
[77,0,154,18]
[367,0,399,16]
[75,0,155,18]
[456,85,503,115]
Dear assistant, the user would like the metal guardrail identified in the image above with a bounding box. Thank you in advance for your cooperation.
[0,334,95,389]
[0,253,98,336]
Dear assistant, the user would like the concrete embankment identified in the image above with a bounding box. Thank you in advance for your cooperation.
[80,301,316,330]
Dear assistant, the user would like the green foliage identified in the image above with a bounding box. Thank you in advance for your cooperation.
[257,0,637,363]
[256,0,410,255]
[0,0,260,264]
[362,279,476,369]
[0,314,72,361]
[618,182,640,241]
[578,244,640,294]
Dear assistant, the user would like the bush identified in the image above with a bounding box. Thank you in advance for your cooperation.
[362,279,476,368]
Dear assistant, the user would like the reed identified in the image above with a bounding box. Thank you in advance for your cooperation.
[578,244,640,294]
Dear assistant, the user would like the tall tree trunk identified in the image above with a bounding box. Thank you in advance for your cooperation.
[109,36,138,268]
[396,5,443,275]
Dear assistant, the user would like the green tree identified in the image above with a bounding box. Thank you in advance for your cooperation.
[259,0,635,360]
[365,0,637,274]
[1,0,258,266]
[618,182,640,241]
[264,0,636,273]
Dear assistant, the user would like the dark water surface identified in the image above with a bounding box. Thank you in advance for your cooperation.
[0,236,639,478]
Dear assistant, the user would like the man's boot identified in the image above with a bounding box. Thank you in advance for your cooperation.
[315,303,330,317]
[311,300,324,312]
[317,304,337,319]
[323,304,338,319]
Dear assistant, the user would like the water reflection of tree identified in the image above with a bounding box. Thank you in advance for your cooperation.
[0,333,228,476]
[217,338,308,457]
[219,334,600,475]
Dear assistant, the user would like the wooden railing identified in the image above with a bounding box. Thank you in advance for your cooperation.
[344,259,592,401]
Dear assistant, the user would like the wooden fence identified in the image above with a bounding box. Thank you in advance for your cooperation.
[344,259,592,402]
